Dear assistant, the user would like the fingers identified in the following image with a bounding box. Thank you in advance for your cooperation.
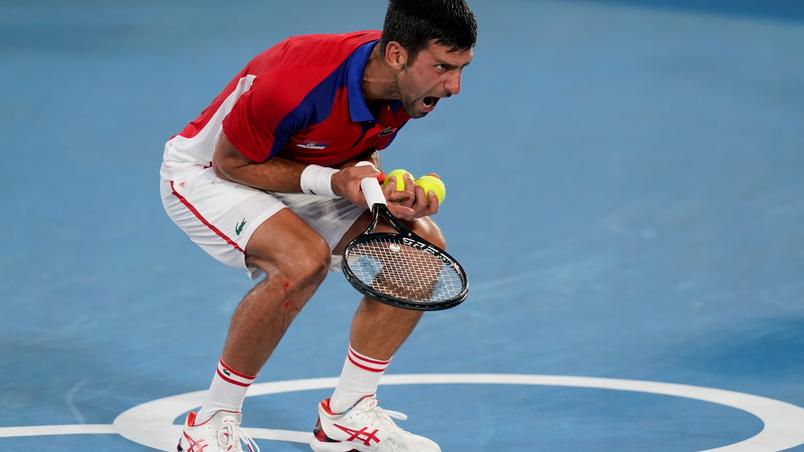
[351,163,381,179]
[401,173,416,200]
[410,186,439,218]
[354,165,441,219]
[333,163,383,207]
[411,185,429,212]
[384,174,415,207]
[425,190,439,214]
[384,176,440,218]
[388,204,416,220]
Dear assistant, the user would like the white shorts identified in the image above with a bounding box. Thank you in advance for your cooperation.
[160,168,366,279]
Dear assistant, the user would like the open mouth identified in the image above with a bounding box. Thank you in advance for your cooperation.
[422,96,439,110]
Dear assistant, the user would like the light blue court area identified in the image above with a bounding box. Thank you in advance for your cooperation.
[2,0,804,450]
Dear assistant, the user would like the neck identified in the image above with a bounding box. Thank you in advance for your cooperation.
[362,44,400,102]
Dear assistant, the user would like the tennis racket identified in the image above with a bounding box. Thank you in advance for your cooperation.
[341,162,469,311]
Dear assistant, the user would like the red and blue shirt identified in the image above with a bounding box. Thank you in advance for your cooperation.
[176,30,410,168]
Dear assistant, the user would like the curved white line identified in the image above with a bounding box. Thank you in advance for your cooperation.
[112,374,804,451]
[113,379,338,449]
[2,374,802,451]
[380,375,804,452]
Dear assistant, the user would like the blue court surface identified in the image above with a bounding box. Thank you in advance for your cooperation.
[2,0,804,450]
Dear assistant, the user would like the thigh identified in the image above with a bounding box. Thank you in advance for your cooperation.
[275,192,367,251]
[161,168,287,278]
[243,207,332,278]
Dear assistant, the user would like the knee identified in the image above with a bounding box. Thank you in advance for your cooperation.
[282,235,331,288]
[412,217,447,250]
[248,233,331,291]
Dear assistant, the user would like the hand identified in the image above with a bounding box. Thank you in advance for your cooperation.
[383,173,416,207]
[383,172,440,219]
[332,164,415,219]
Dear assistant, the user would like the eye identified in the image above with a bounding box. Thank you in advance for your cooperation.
[435,64,448,73]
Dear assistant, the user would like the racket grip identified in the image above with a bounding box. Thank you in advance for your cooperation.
[355,161,387,209]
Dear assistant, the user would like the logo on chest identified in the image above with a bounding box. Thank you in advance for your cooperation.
[378,127,397,138]
[296,142,329,150]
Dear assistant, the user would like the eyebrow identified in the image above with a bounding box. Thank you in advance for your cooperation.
[435,60,472,70]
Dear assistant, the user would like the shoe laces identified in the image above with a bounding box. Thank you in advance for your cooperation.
[356,398,408,428]
[217,415,260,452]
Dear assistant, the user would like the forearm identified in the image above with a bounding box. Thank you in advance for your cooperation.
[212,133,307,193]
[218,155,307,193]
[213,133,385,203]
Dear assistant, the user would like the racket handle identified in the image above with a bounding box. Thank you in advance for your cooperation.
[355,161,387,209]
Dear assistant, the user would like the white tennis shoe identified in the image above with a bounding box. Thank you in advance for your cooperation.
[177,410,259,452]
[310,396,441,452]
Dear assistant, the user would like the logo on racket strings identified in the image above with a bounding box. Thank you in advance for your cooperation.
[402,238,443,257]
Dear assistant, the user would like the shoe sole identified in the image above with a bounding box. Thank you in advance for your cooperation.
[309,438,360,452]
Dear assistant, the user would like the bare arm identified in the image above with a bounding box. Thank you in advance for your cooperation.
[212,133,416,218]
[212,132,307,192]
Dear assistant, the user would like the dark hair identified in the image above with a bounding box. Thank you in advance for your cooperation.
[381,0,477,62]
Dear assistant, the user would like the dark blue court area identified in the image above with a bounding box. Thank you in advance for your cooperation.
[2,0,803,450]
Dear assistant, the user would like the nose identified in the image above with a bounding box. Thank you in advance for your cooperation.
[445,71,462,96]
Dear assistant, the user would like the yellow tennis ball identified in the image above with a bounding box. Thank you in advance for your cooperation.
[383,168,415,191]
[415,175,446,205]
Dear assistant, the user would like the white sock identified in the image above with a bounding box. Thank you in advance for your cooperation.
[196,358,256,423]
[329,344,391,413]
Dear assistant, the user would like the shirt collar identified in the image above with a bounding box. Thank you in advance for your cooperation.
[346,40,380,123]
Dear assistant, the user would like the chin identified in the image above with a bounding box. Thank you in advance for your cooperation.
[403,104,426,119]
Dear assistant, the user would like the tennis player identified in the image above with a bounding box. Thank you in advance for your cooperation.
[160,1,476,450]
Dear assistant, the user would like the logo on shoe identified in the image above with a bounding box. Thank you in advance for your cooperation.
[181,432,208,452]
[334,424,381,447]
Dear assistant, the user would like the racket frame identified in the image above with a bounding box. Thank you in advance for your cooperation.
[341,202,469,311]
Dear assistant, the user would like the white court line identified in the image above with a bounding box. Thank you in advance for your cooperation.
[2,374,803,451]
[0,424,116,437]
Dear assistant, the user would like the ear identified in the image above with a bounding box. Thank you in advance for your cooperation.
[383,41,409,69]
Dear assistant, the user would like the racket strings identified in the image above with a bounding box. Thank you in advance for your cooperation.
[346,237,465,303]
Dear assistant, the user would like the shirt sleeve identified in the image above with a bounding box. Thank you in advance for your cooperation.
[222,75,310,162]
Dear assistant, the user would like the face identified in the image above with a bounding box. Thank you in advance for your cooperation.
[392,41,473,118]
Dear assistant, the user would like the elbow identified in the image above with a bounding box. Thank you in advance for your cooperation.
[211,159,230,181]
[212,154,251,184]
[211,131,239,182]
[211,145,239,182]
